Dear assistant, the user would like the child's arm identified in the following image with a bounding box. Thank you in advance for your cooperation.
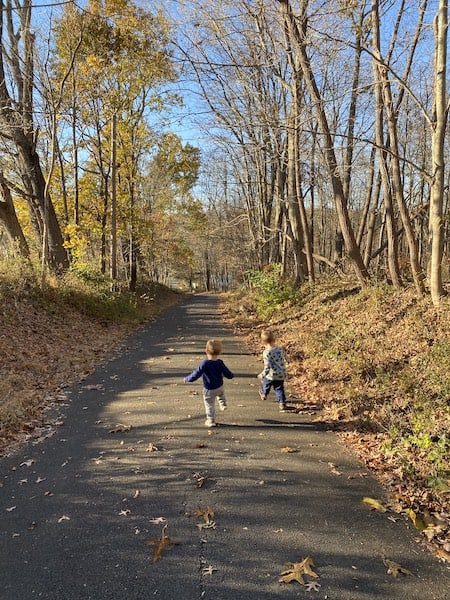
[184,362,204,383]
[259,350,270,378]
[222,362,234,379]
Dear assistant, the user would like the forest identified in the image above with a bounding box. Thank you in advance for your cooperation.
[0,0,450,563]
[0,0,449,303]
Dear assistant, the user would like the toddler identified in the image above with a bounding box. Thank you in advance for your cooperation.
[184,339,234,427]
[257,330,287,411]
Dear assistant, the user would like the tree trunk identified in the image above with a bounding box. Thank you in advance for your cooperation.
[371,0,402,288]
[0,1,68,273]
[377,48,425,295]
[17,143,69,272]
[0,173,30,257]
[429,0,448,305]
[277,0,369,285]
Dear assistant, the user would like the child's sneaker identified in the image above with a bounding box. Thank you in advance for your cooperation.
[279,403,287,412]
[218,400,227,411]
[205,418,216,427]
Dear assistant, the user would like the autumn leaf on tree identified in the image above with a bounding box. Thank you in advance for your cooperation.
[145,524,178,563]
[383,558,415,577]
[279,556,319,585]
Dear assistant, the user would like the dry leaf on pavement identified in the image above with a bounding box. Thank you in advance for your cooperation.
[108,424,132,433]
[362,497,388,512]
[145,524,178,563]
[279,556,319,585]
[305,580,321,592]
[194,506,215,523]
[383,558,415,577]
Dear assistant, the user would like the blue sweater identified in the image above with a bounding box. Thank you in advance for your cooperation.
[184,359,234,390]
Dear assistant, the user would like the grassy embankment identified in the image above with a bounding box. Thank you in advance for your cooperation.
[0,259,185,452]
[223,272,450,561]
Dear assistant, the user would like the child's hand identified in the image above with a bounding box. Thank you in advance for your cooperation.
[257,373,262,380]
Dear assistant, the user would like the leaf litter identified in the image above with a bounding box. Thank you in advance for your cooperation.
[279,556,319,586]
[145,524,178,563]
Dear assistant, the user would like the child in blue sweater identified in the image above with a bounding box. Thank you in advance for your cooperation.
[184,339,234,427]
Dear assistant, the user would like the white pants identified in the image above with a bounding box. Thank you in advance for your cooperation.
[203,385,226,420]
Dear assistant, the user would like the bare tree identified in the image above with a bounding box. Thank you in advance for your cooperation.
[277,0,369,285]
[429,0,449,305]
[0,1,68,271]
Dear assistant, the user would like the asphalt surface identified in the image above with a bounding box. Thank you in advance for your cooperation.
[1,294,449,600]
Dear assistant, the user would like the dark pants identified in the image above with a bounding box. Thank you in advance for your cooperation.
[261,377,286,404]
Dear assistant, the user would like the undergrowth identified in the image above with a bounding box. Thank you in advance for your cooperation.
[0,257,184,449]
[223,277,450,513]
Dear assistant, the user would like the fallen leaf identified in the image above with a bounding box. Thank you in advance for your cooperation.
[57,515,70,523]
[35,477,46,484]
[150,516,167,524]
[280,447,298,453]
[146,443,159,452]
[362,497,388,512]
[305,580,321,592]
[383,558,414,577]
[191,472,209,487]
[133,490,140,499]
[145,524,178,562]
[194,506,215,523]
[403,508,427,531]
[202,565,217,575]
[197,521,216,530]
[118,509,131,516]
[108,424,132,433]
[20,459,34,467]
[279,556,319,585]
[328,462,342,476]
[435,547,450,563]
[6,506,17,512]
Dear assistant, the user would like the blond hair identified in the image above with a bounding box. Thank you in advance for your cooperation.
[206,339,223,357]
[261,330,275,344]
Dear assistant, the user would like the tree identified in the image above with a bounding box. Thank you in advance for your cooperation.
[429,0,449,305]
[277,0,370,285]
[0,1,68,272]
[51,0,178,285]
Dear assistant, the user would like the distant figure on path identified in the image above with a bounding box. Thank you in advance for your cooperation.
[257,330,287,411]
[184,339,234,427]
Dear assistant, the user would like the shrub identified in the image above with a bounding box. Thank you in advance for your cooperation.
[247,264,297,318]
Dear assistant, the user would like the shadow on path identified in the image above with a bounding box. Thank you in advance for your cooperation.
[1,294,448,599]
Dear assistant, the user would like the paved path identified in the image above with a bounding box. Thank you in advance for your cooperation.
[1,295,449,599]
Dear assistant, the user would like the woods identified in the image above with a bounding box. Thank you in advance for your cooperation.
[1,1,450,572]
[0,1,449,301]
